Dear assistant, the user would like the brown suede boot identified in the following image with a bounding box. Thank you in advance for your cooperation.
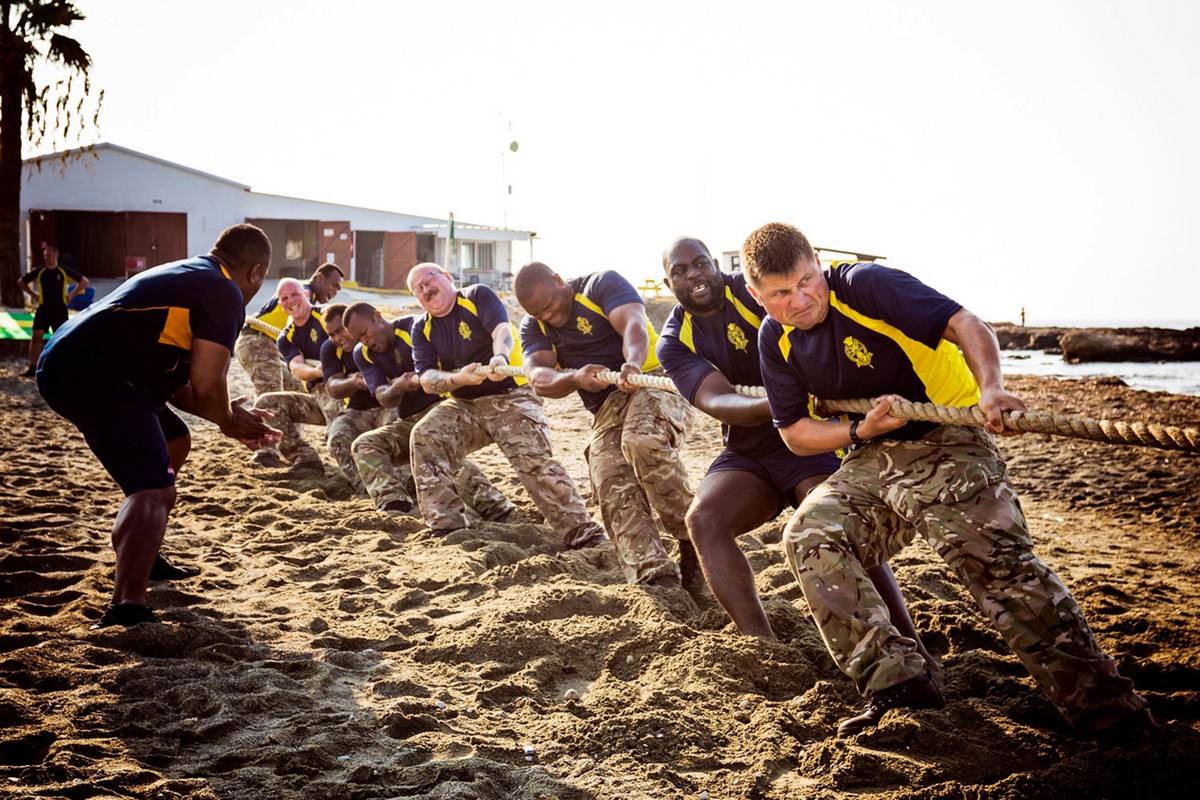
[837,671,945,738]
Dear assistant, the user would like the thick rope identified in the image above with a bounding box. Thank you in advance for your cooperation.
[477,364,1199,453]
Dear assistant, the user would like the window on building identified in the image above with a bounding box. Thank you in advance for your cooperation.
[460,241,494,272]
[285,223,306,262]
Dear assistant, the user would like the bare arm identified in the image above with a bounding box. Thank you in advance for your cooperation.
[485,322,514,379]
[418,365,486,394]
[187,339,280,443]
[778,395,908,456]
[943,308,1026,434]
[17,277,36,301]
[325,370,368,400]
[288,355,324,383]
[525,349,580,399]
[607,301,649,394]
[690,370,773,427]
[375,372,421,407]
[66,275,89,301]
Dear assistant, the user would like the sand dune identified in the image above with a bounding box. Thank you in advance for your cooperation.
[2,355,1199,799]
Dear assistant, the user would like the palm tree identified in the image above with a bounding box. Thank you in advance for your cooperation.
[0,1,100,306]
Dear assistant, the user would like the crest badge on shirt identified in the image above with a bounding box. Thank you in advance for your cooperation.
[575,316,593,336]
[843,336,874,369]
[727,323,748,352]
[310,328,319,343]
[458,321,472,340]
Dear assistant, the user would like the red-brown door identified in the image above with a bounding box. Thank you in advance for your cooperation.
[383,232,417,290]
[318,221,352,272]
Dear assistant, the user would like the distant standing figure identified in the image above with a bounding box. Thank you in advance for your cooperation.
[18,246,88,377]
[742,221,1155,742]
[405,262,606,547]
[235,262,343,400]
[37,224,280,627]
[515,261,694,588]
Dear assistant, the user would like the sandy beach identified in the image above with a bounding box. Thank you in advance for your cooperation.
[2,321,1199,798]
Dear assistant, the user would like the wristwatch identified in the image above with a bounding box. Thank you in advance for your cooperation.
[848,419,868,447]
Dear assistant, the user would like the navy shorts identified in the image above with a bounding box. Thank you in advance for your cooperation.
[32,304,69,332]
[38,364,189,496]
[707,439,842,514]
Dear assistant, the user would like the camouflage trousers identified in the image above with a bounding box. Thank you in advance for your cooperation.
[783,424,1147,732]
[253,387,349,473]
[587,388,694,584]
[410,387,605,545]
[235,332,302,401]
[352,404,513,518]
[326,406,395,493]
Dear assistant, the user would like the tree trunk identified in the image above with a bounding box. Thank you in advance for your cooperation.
[0,56,26,308]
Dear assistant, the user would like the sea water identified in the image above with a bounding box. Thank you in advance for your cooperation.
[1001,350,1200,396]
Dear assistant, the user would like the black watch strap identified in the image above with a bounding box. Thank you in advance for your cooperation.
[849,419,866,447]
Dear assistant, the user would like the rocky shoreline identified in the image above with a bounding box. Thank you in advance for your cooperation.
[990,323,1200,362]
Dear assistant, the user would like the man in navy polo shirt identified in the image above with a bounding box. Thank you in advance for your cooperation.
[37,224,280,627]
[743,221,1154,743]
[344,301,511,519]
[656,237,936,671]
[405,263,606,547]
[19,245,88,377]
[515,262,694,589]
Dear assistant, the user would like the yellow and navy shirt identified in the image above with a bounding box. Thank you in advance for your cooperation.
[758,262,979,441]
[519,270,660,414]
[411,285,519,400]
[38,255,244,401]
[320,337,380,411]
[277,310,329,392]
[658,272,782,454]
[21,265,85,311]
[352,318,439,418]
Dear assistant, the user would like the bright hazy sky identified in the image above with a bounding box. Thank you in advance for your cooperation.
[35,0,1200,326]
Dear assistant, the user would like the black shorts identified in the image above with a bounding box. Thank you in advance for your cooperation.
[37,362,189,496]
[32,304,69,332]
[707,439,842,514]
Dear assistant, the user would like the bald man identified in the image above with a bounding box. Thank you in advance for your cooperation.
[515,262,695,589]
[404,263,606,548]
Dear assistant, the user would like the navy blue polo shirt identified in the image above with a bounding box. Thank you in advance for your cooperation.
[520,270,659,414]
[278,310,329,392]
[758,262,979,441]
[320,337,379,411]
[21,264,85,312]
[354,318,440,418]
[411,284,517,399]
[658,272,783,455]
[38,255,245,401]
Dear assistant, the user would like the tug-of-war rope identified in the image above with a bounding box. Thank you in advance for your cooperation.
[479,365,1200,453]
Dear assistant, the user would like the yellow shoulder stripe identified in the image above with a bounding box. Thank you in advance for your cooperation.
[726,286,761,329]
[828,290,979,407]
[574,292,605,317]
[679,312,696,354]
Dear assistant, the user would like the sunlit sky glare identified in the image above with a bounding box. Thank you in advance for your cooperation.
[32,0,1200,326]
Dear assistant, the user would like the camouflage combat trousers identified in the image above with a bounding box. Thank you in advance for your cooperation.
[783,424,1147,732]
[235,332,302,400]
[326,406,395,493]
[352,404,513,517]
[410,387,605,545]
[253,387,347,472]
[586,388,694,584]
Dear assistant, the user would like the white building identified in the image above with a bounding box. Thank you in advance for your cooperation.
[20,143,534,290]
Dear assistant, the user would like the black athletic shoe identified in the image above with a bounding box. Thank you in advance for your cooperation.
[91,603,161,629]
[149,553,200,581]
[837,671,946,738]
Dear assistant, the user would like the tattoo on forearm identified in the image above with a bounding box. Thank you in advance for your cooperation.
[426,371,455,393]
